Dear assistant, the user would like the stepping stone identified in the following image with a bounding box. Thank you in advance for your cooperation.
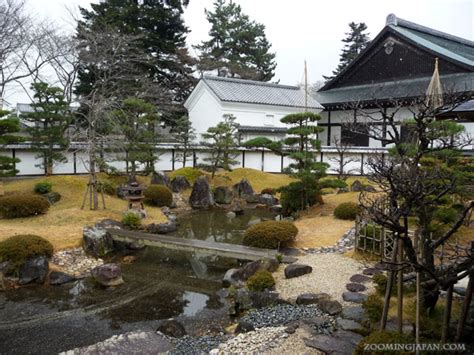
[349,274,371,283]
[362,267,382,276]
[345,283,367,292]
[342,306,365,322]
[284,264,312,279]
[342,292,368,304]
[280,247,302,256]
[336,318,362,331]
[281,256,298,264]
[304,330,363,354]
[317,299,343,316]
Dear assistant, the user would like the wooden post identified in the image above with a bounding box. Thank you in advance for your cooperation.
[171,149,175,171]
[441,284,454,343]
[397,238,404,333]
[242,150,246,168]
[73,151,77,174]
[193,150,197,168]
[360,153,364,176]
[455,242,474,341]
[380,237,399,331]
[280,154,284,173]
[261,150,264,171]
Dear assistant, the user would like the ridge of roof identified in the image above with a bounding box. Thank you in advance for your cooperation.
[386,13,474,47]
[319,14,474,92]
[202,75,299,90]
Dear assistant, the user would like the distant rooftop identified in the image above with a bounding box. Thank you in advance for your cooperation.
[202,76,323,109]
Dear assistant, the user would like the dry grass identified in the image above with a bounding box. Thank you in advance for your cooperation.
[0,175,167,251]
[292,192,360,248]
[209,168,295,192]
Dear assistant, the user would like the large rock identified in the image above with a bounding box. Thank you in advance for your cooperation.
[213,186,233,204]
[146,221,177,234]
[49,271,76,285]
[19,256,49,285]
[258,194,278,206]
[284,264,313,279]
[296,292,330,305]
[233,178,254,198]
[91,263,124,287]
[189,176,215,209]
[337,318,362,331]
[170,175,190,192]
[83,226,115,257]
[317,299,343,315]
[342,291,368,304]
[157,319,186,338]
[229,201,244,215]
[235,320,255,334]
[350,180,364,192]
[222,268,243,288]
[151,171,170,187]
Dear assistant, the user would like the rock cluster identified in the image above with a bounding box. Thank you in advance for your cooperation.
[18,256,49,285]
[170,175,190,192]
[91,263,124,287]
[83,225,115,258]
[151,171,170,187]
[305,228,355,254]
[51,248,103,278]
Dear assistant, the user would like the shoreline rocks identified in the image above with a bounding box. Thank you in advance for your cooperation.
[189,176,215,209]
[91,263,124,287]
[51,248,103,278]
[19,256,49,285]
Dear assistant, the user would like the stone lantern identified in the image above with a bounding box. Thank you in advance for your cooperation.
[123,177,146,217]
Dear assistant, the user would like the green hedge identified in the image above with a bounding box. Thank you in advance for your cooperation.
[0,234,53,270]
[0,194,50,218]
[144,185,173,207]
[243,220,298,249]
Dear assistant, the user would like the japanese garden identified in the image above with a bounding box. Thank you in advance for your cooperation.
[0,0,473,354]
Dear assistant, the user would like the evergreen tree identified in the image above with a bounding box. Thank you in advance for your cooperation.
[112,98,160,178]
[324,22,370,81]
[24,82,72,175]
[170,114,196,168]
[201,114,240,178]
[0,110,21,177]
[76,0,195,124]
[195,0,276,81]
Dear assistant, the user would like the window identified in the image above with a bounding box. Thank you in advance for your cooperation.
[264,114,275,126]
[341,123,369,147]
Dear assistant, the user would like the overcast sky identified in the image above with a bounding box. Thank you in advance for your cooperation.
[8,0,474,105]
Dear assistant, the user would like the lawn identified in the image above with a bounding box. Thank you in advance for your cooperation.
[0,175,167,250]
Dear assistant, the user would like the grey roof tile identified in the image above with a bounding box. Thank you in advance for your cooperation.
[203,76,323,109]
[315,72,474,106]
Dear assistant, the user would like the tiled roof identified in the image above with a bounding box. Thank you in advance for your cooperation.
[202,76,323,109]
[315,72,474,106]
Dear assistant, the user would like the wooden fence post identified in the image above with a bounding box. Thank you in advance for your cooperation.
[397,238,404,333]
[441,284,454,343]
[380,237,399,331]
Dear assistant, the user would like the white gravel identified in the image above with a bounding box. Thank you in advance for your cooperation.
[275,253,374,305]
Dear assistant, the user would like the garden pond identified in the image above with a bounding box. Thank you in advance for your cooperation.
[0,208,276,354]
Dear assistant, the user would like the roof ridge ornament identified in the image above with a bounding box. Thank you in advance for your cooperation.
[386,13,397,26]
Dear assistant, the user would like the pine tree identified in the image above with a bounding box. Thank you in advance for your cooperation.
[195,0,276,81]
[201,114,240,178]
[24,82,72,175]
[324,22,370,82]
[171,114,196,168]
[76,0,195,124]
[112,98,160,178]
[0,110,21,177]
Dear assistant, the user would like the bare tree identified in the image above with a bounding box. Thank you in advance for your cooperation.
[75,27,165,210]
[0,0,57,106]
[329,137,359,180]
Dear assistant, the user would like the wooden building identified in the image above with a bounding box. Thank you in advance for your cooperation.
[315,13,474,148]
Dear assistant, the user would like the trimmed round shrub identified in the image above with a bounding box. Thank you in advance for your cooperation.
[0,234,53,270]
[122,211,142,229]
[247,270,275,292]
[355,331,415,355]
[243,220,298,249]
[333,202,361,220]
[0,194,50,219]
[34,181,53,194]
[279,181,321,215]
[261,188,276,195]
[144,185,173,207]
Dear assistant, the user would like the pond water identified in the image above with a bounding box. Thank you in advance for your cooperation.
[0,208,276,354]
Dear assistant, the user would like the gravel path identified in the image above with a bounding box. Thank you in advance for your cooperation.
[275,253,374,305]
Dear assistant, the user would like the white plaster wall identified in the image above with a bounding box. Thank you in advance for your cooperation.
[187,87,224,138]
[264,152,282,173]
[15,151,44,175]
[244,151,263,171]
[54,152,74,174]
